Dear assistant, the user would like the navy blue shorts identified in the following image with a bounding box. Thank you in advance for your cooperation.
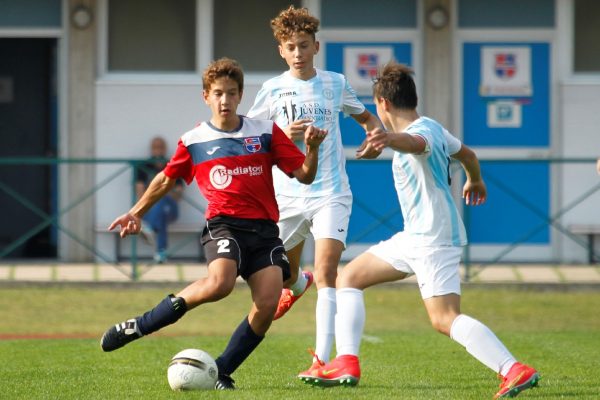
[202,216,291,281]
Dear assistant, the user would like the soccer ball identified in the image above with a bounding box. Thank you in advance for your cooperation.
[167,348,218,390]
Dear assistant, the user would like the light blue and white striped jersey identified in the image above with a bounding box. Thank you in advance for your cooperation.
[247,69,365,197]
[393,117,467,247]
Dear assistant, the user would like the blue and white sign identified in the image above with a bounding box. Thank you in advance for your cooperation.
[480,46,532,97]
[487,100,522,128]
[343,46,394,96]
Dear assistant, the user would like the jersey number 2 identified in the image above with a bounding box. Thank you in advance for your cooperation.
[217,239,230,253]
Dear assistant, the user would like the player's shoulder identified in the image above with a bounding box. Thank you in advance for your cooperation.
[179,123,208,146]
[260,71,290,88]
[318,68,346,81]
[240,115,275,134]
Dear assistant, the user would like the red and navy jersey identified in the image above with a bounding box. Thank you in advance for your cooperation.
[163,116,305,222]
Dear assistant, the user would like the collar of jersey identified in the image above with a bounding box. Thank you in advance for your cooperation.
[207,116,244,133]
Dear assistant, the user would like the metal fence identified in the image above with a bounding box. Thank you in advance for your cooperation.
[0,157,598,281]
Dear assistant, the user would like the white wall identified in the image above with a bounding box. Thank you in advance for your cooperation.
[94,80,263,260]
[557,83,600,262]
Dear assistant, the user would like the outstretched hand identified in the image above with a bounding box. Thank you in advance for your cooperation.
[463,180,487,206]
[366,128,390,152]
[304,125,328,147]
[355,138,382,159]
[108,213,142,238]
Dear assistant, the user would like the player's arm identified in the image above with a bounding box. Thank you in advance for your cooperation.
[109,171,177,238]
[352,110,384,159]
[366,127,427,154]
[451,144,487,206]
[291,125,328,184]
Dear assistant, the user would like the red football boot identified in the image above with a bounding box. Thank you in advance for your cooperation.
[494,362,540,398]
[274,271,313,320]
[300,354,361,388]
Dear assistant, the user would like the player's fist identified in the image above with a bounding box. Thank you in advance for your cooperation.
[284,118,313,142]
[305,125,328,148]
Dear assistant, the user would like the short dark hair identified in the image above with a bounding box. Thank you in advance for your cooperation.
[372,62,417,109]
[202,58,244,92]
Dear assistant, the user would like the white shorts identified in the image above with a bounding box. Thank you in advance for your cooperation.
[367,231,463,299]
[277,193,352,250]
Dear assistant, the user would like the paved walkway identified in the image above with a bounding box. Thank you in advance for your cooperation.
[1,262,600,286]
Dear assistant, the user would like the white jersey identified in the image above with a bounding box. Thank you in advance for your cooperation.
[247,69,365,197]
[393,117,467,247]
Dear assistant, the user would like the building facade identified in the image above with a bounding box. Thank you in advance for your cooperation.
[0,0,599,263]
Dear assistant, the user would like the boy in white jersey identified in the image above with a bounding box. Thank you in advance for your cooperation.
[247,6,382,376]
[305,63,540,399]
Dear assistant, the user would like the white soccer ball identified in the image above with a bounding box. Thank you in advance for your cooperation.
[167,348,218,390]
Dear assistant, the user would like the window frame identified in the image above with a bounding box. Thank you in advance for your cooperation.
[556,0,600,83]
[97,0,211,82]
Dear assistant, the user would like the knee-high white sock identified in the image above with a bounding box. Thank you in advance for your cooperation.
[335,288,365,357]
[450,314,516,376]
[289,267,308,296]
[315,287,336,362]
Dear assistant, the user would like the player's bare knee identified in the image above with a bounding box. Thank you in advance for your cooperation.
[314,265,338,287]
[430,315,452,336]
[205,275,235,300]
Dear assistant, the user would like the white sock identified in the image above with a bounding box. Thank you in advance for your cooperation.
[289,267,308,296]
[450,314,516,376]
[315,287,336,362]
[335,288,365,357]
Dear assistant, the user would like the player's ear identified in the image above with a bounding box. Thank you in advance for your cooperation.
[314,40,320,54]
[202,90,209,103]
[278,44,285,58]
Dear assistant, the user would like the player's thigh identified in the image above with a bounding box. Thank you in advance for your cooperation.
[309,194,352,247]
[338,251,409,290]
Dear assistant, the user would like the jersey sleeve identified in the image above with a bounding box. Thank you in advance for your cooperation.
[443,129,462,155]
[271,123,305,176]
[163,139,195,185]
[247,84,272,119]
[341,77,366,116]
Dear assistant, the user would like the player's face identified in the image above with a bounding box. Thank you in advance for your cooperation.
[279,32,319,79]
[374,96,391,130]
[203,77,242,128]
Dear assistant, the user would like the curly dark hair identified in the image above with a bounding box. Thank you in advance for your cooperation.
[271,5,320,42]
[373,62,418,109]
[202,58,244,92]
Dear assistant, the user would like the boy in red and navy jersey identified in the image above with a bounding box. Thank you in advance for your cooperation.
[100,58,327,390]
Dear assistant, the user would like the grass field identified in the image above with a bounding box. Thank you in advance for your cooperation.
[1,284,599,399]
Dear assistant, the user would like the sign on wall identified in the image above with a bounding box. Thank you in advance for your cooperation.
[480,46,532,97]
[343,46,395,96]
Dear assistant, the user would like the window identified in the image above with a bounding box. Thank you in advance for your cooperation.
[321,0,416,28]
[213,0,301,72]
[108,0,196,72]
[574,0,600,72]
[458,0,554,28]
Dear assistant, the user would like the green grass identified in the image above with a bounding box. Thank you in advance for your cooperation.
[1,285,599,399]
